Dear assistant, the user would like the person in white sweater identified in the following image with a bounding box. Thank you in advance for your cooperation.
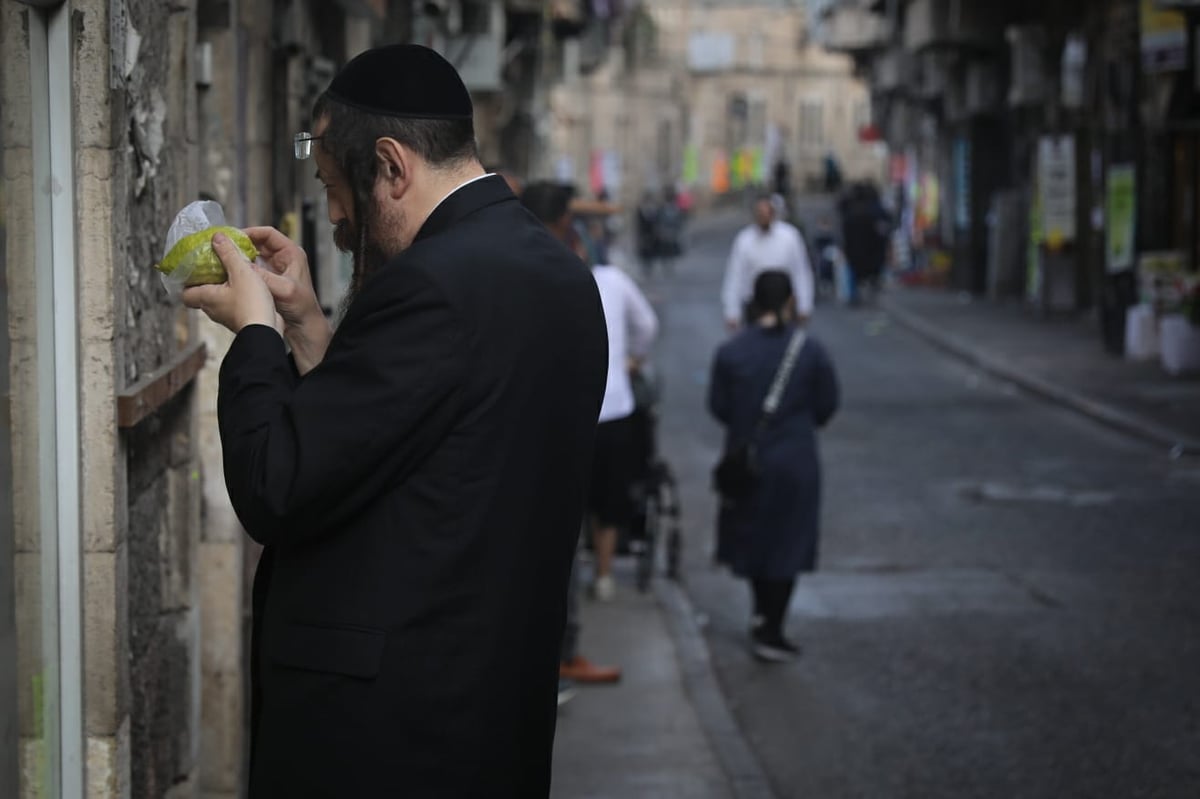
[588,262,659,599]
[721,196,815,331]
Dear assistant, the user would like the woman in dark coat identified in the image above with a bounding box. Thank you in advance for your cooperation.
[708,271,840,661]
[839,182,891,305]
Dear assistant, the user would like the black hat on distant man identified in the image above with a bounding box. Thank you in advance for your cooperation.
[324,44,473,120]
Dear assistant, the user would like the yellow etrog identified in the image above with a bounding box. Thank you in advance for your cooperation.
[156,226,258,286]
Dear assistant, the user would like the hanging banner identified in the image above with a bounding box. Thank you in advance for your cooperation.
[602,150,621,195]
[1106,164,1137,273]
[682,145,700,185]
[750,147,766,184]
[953,137,971,230]
[711,150,730,194]
[589,151,605,197]
[1038,135,1077,248]
[555,155,574,184]
[1141,0,1187,73]
[731,150,747,190]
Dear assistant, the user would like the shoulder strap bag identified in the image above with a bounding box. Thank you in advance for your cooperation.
[713,328,807,502]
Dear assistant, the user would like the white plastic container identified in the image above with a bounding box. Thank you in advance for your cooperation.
[1124,303,1160,360]
[1159,314,1200,376]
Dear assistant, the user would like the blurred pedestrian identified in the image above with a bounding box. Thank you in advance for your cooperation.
[811,215,839,300]
[772,159,792,207]
[676,183,695,216]
[838,181,891,305]
[823,151,843,193]
[183,45,607,797]
[655,186,686,275]
[708,271,840,662]
[721,195,814,331]
[523,181,657,666]
[636,190,662,278]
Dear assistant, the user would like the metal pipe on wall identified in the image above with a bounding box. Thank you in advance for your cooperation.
[26,5,64,795]
[45,3,84,794]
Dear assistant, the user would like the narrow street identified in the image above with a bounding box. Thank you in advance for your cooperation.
[648,205,1200,798]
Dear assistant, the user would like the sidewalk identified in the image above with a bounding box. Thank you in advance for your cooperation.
[879,288,1200,455]
[551,562,772,799]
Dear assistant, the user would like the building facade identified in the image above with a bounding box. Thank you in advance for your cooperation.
[660,0,883,203]
[507,0,884,212]
[824,0,1200,353]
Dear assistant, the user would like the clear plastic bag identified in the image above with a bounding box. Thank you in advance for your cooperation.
[159,200,228,298]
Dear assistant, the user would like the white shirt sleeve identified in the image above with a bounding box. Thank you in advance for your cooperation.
[620,271,659,357]
[789,226,815,316]
[722,231,749,323]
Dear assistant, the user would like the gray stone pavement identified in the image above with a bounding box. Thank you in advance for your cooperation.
[553,200,1200,798]
[647,206,1200,798]
[551,560,737,799]
[880,288,1200,455]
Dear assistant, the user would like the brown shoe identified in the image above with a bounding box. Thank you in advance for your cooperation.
[560,655,622,684]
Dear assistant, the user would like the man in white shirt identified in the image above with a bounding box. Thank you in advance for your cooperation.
[721,196,815,331]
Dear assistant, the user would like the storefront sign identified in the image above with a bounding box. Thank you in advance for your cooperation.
[1028,171,1044,302]
[1141,0,1188,73]
[1061,34,1087,109]
[1106,164,1137,273]
[1038,135,1077,248]
[953,137,971,230]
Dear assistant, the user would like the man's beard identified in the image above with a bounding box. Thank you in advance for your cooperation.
[334,204,398,319]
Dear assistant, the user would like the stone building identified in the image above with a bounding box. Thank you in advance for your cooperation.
[0,1,404,797]
[657,0,883,201]
[521,0,883,212]
[824,0,1200,353]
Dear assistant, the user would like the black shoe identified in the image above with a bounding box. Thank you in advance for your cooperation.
[751,630,800,663]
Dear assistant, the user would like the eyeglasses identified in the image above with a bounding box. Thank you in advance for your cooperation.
[294,132,323,160]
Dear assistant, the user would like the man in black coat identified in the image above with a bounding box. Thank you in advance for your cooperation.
[183,44,608,797]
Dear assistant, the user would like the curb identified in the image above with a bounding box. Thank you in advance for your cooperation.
[655,579,778,799]
[880,297,1200,458]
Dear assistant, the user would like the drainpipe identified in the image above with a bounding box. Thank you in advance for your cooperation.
[22,0,84,794]
[46,5,83,793]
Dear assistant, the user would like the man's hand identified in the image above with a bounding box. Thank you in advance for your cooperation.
[182,233,278,335]
[244,227,333,375]
[725,318,741,334]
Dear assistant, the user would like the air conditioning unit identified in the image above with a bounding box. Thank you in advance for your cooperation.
[904,0,1006,53]
[424,0,507,92]
[1007,25,1046,108]
[275,0,310,53]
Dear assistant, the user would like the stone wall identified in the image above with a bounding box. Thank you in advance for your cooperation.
[0,2,396,795]
[118,1,204,796]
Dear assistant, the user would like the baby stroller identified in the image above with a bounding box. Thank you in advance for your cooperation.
[624,364,683,592]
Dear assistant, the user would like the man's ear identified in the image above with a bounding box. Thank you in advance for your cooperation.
[375,137,412,199]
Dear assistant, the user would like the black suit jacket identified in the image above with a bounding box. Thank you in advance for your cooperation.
[218,176,608,797]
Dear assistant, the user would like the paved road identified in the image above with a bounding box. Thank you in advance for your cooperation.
[648,203,1200,799]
